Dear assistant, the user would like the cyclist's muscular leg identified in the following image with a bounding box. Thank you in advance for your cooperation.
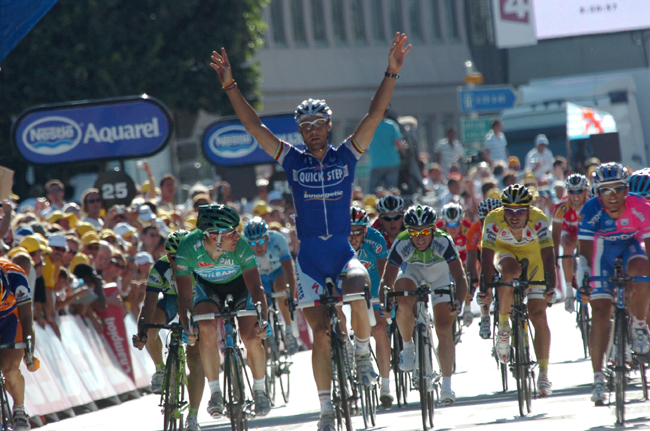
[628,257,650,321]
[496,257,522,316]
[185,343,205,411]
[371,311,391,378]
[590,299,613,373]
[528,299,551,363]
[395,278,417,343]
[144,308,167,365]
[0,349,25,406]
[273,273,293,326]
[195,302,222,382]
[239,316,267,379]
[341,268,372,341]
[560,234,576,284]
[302,305,333,391]
[432,302,455,377]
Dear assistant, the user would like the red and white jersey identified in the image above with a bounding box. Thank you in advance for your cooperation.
[553,198,579,237]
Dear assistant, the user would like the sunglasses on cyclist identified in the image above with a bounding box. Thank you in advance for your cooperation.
[381,214,403,222]
[446,221,460,228]
[407,228,433,238]
[299,119,328,131]
[349,229,365,237]
[598,184,626,195]
[247,237,267,246]
[504,207,528,216]
[568,189,586,195]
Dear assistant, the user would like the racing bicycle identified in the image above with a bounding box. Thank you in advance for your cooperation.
[265,288,293,405]
[0,336,34,431]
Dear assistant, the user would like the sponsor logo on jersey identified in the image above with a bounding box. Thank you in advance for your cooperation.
[621,218,629,226]
[196,266,239,281]
[193,241,202,251]
[15,285,30,300]
[293,164,349,189]
[148,273,162,285]
[219,258,234,266]
[602,233,635,241]
[176,264,188,271]
[198,261,214,268]
[632,208,646,222]
[605,219,614,226]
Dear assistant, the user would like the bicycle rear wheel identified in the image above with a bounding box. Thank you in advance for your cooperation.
[163,350,180,431]
[614,311,626,425]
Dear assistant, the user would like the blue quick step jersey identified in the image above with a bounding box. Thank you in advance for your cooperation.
[274,136,364,239]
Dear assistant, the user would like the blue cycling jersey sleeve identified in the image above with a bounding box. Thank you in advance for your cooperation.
[275,137,363,239]
[578,197,601,240]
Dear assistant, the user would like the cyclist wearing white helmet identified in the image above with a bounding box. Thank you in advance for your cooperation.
[371,195,406,249]
[577,163,650,404]
[551,173,589,313]
[210,33,411,431]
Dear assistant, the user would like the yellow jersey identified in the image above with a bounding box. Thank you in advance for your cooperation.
[481,206,553,252]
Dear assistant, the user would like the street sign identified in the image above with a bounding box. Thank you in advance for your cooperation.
[458,86,517,113]
[460,117,493,143]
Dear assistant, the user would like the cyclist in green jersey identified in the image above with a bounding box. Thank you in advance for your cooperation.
[132,230,205,431]
[175,205,271,419]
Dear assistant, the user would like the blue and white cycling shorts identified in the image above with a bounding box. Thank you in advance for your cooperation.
[296,236,366,305]
[590,238,647,301]
[261,267,285,297]
[156,293,179,324]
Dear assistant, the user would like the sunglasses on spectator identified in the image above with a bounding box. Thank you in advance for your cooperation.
[568,189,586,194]
[407,228,433,238]
[598,184,626,195]
[86,198,102,204]
[381,214,402,222]
[66,249,77,254]
[110,259,125,270]
[299,119,327,131]
[51,246,66,252]
[85,244,99,250]
[504,207,528,216]
[446,222,460,228]
[248,237,267,246]
[349,229,365,237]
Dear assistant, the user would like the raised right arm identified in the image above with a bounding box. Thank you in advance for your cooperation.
[210,48,281,158]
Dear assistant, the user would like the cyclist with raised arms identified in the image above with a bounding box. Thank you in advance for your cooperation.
[466,198,501,339]
[438,202,473,326]
[381,205,468,406]
[576,163,650,405]
[132,230,205,431]
[371,195,406,249]
[209,32,410,431]
[175,205,271,419]
[243,217,299,354]
[348,207,393,407]
[0,260,37,431]
[480,184,556,397]
[551,173,589,312]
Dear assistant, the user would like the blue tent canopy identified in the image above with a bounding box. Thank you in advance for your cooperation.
[0,0,58,62]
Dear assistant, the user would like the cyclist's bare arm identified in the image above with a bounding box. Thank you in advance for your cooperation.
[210,48,280,158]
[376,258,387,285]
[353,33,411,151]
[243,267,268,318]
[17,301,35,343]
[177,274,194,329]
[578,239,594,269]
[380,262,400,301]
[467,249,478,281]
[551,220,562,259]
[281,258,297,299]
[480,248,497,282]
[541,246,557,292]
[449,260,468,305]
[645,238,650,260]
[137,291,159,326]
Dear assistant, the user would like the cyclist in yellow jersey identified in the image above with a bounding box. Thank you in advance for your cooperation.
[480,184,557,397]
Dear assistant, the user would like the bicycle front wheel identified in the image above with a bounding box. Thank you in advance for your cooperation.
[333,331,353,431]
[163,350,180,431]
[390,322,408,407]
[226,351,248,431]
[417,325,434,430]
[614,311,626,425]
[577,303,591,358]
[273,316,291,404]
[0,380,13,431]
[265,313,279,406]
[513,317,526,417]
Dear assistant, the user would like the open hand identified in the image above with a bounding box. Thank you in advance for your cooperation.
[387,33,412,74]
[210,48,234,87]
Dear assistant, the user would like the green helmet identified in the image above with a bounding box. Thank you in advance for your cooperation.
[165,229,189,255]
[196,204,240,232]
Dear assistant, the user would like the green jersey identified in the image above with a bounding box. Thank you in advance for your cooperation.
[175,229,257,284]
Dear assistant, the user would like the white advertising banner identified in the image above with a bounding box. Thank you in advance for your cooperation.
[492,0,537,48]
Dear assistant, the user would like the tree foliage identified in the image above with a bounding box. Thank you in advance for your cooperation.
[0,0,268,151]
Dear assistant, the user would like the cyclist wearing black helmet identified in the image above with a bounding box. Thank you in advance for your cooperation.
[132,230,204,431]
[381,205,469,406]
[210,32,410,431]
[175,204,271,419]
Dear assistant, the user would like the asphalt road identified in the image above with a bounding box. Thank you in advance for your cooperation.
[39,304,650,431]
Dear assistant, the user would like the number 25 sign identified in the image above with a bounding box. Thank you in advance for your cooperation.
[500,0,532,23]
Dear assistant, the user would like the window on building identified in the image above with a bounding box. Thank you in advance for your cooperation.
[369,0,386,42]
[407,0,423,42]
[389,0,405,34]
[428,0,442,41]
[444,0,460,40]
[270,0,287,47]
[351,0,367,44]
[311,0,327,45]
[290,0,307,46]
[331,0,347,43]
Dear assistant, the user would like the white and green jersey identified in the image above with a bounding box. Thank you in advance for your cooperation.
[388,229,459,269]
[146,255,177,295]
[175,229,257,284]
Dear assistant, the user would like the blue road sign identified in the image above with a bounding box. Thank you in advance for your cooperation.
[458,86,517,113]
